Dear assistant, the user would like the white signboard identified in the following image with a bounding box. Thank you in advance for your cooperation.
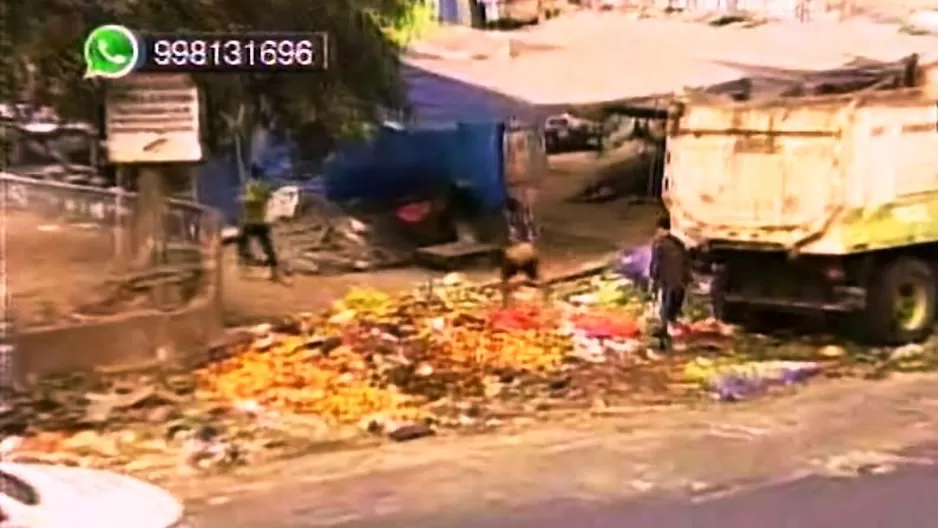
[105,73,202,163]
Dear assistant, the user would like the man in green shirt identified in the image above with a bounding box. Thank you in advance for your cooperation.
[237,168,282,281]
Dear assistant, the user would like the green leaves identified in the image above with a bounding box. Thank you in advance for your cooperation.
[1,0,426,158]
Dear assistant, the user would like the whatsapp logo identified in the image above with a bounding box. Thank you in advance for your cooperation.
[84,25,140,79]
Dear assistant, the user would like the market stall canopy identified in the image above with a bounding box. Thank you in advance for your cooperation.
[403,12,938,123]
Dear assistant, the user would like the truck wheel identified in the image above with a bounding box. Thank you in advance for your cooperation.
[715,299,771,331]
[865,257,937,344]
[711,268,743,324]
[711,268,772,332]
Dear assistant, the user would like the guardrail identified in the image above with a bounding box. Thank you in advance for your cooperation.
[1,172,224,381]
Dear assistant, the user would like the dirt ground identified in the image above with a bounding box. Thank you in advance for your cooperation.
[7,212,116,328]
[7,154,657,328]
[222,154,661,325]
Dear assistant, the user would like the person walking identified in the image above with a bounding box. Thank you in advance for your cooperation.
[237,166,283,282]
[649,215,692,350]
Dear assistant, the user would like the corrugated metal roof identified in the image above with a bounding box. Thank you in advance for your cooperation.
[403,12,938,114]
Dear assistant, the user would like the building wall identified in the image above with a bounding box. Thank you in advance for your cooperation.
[651,0,852,20]
[438,0,476,25]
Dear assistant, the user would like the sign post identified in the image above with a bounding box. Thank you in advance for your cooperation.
[105,73,202,164]
[104,73,202,273]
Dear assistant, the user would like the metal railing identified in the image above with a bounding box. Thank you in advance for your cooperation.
[2,173,214,245]
[2,172,221,329]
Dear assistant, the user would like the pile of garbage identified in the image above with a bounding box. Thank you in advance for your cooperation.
[0,367,377,481]
[6,269,938,478]
[195,275,745,429]
[198,270,938,425]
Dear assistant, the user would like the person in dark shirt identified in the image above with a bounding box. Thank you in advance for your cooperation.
[649,215,692,350]
[500,196,547,306]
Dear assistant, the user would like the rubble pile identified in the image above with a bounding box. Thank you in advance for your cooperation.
[273,199,410,275]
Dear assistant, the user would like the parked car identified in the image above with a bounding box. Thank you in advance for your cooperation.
[543,113,599,153]
[0,462,192,527]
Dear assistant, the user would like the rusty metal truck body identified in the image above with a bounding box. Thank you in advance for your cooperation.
[664,88,938,343]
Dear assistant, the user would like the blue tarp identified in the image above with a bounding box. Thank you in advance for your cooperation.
[195,63,542,223]
[196,147,325,226]
[196,154,242,226]
[323,121,505,211]
[402,64,544,125]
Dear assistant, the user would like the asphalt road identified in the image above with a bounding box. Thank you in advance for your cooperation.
[334,463,938,528]
[197,446,938,528]
[190,377,938,528]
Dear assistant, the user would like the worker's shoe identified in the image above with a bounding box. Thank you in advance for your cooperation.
[268,268,290,284]
[651,325,672,351]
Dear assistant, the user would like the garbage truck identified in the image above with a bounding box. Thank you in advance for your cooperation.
[663,88,938,344]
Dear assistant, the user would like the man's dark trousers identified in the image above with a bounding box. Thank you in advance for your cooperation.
[238,223,278,270]
[655,286,685,350]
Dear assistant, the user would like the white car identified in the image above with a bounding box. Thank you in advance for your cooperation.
[0,462,191,528]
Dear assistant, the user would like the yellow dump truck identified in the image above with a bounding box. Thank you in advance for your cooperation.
[664,88,938,344]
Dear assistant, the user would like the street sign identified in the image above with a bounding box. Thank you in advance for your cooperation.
[105,73,202,163]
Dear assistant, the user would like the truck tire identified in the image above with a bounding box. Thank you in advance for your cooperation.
[711,267,744,324]
[865,257,937,344]
[711,268,773,332]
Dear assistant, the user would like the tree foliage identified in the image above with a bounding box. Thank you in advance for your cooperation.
[0,0,436,156]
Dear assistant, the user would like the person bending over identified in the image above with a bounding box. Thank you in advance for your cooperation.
[500,196,548,306]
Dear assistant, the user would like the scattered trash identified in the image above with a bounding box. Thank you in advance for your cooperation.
[901,10,938,35]
[614,244,652,287]
[386,422,435,442]
[6,258,936,479]
[889,343,924,361]
[818,344,847,358]
[684,358,821,402]
[815,451,933,478]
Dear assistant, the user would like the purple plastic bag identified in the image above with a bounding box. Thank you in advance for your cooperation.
[713,374,765,402]
[780,364,821,384]
[615,244,652,283]
[714,362,821,401]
